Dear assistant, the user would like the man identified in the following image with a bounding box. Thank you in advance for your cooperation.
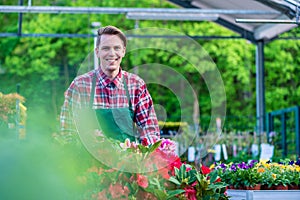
[60,25,160,144]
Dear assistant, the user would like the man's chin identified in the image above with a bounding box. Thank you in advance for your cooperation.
[107,66,119,71]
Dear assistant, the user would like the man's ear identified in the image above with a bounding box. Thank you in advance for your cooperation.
[122,47,126,57]
[95,47,99,58]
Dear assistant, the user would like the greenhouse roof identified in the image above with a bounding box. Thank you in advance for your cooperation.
[168,0,299,43]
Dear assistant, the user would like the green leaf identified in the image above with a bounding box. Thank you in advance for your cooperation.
[138,145,149,154]
[209,170,218,183]
[168,177,181,185]
[152,189,168,200]
[149,140,162,153]
[166,189,185,199]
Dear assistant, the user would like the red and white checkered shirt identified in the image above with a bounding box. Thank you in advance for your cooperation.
[60,68,160,144]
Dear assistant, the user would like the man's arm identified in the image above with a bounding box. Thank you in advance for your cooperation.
[134,84,160,144]
[60,82,79,139]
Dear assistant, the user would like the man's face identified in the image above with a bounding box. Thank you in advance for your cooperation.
[96,34,126,77]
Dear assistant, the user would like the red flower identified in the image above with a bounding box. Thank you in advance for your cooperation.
[215,177,221,183]
[168,156,182,175]
[141,138,149,146]
[184,186,197,200]
[137,174,149,188]
[201,165,211,175]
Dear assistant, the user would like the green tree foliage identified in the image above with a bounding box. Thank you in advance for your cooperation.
[1,0,300,134]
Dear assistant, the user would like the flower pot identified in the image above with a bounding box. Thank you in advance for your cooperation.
[288,184,299,190]
[245,184,261,190]
[274,185,288,190]
[261,184,272,190]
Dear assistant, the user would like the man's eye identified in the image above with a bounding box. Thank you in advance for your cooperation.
[102,47,109,50]
[115,46,121,50]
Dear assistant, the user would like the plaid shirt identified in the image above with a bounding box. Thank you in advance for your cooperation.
[60,68,160,144]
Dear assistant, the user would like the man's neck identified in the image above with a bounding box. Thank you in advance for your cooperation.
[102,69,120,81]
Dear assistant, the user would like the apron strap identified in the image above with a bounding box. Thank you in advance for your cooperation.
[90,71,134,120]
[122,75,134,117]
[90,71,96,108]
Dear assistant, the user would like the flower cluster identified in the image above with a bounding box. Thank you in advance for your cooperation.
[0,92,26,126]
[82,138,229,199]
[215,159,300,190]
[168,164,228,200]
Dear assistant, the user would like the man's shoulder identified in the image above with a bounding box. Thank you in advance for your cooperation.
[123,70,145,85]
[73,70,94,83]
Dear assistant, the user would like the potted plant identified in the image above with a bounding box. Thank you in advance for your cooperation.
[216,160,261,190]
[167,164,229,200]
[82,138,229,199]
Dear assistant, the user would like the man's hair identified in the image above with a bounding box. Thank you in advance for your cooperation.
[96,25,127,47]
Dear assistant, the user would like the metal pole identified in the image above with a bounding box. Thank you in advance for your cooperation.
[296,106,300,157]
[16,83,20,139]
[17,0,23,36]
[281,112,287,157]
[256,41,265,150]
[0,6,280,15]
[91,22,101,69]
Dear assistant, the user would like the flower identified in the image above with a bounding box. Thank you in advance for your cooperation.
[83,138,229,199]
[184,186,197,200]
[136,174,149,188]
[216,159,300,189]
[167,164,229,199]
[216,160,262,188]
[109,183,130,199]
[201,165,211,175]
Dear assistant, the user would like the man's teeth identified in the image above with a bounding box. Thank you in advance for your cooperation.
[107,58,118,61]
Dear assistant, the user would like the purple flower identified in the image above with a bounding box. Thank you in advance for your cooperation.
[238,162,248,169]
[230,164,237,172]
[220,163,226,169]
[248,163,254,168]
[250,160,258,164]
[269,131,276,137]
[295,160,300,166]
[289,160,294,165]
[248,160,258,168]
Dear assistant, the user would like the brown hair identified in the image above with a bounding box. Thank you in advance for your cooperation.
[96,25,127,47]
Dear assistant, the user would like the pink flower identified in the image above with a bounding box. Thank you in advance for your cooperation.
[184,186,197,200]
[158,138,177,156]
[157,167,170,180]
[96,189,109,200]
[137,174,149,188]
[136,190,158,200]
[109,183,130,199]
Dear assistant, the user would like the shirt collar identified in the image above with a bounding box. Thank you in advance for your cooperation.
[97,68,123,88]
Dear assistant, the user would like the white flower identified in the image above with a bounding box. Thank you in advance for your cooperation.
[120,138,131,149]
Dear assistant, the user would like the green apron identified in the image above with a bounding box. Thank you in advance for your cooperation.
[90,73,137,142]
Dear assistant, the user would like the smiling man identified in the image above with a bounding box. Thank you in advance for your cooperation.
[60,25,160,144]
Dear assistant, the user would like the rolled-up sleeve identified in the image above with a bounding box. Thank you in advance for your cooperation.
[135,84,160,144]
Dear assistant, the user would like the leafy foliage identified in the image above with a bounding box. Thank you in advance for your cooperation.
[1,0,300,134]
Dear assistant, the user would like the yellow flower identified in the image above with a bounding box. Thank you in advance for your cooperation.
[272,173,276,179]
[257,167,265,173]
[207,149,216,153]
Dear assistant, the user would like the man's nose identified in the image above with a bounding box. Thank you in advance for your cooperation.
[108,48,115,55]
